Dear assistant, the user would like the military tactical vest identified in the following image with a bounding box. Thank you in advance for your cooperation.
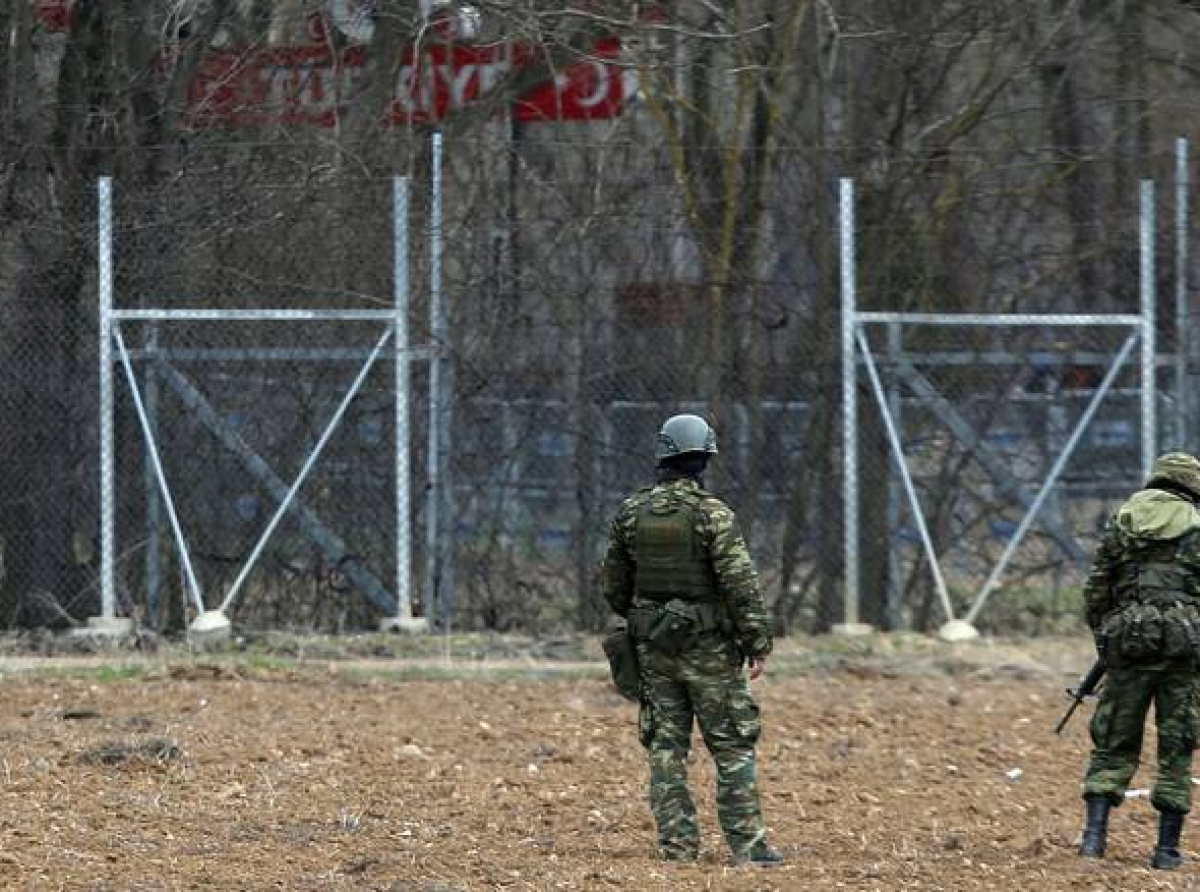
[632,486,719,604]
[1101,532,1200,664]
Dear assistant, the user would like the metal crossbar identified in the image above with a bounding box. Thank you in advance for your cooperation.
[856,312,1144,327]
[125,347,436,362]
[112,309,398,322]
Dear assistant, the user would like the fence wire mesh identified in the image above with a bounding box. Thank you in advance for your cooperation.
[0,139,1192,635]
[855,321,1146,635]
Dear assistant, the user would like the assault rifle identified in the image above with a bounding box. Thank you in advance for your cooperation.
[1055,660,1107,735]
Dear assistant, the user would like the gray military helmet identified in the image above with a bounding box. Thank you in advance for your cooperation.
[1148,452,1200,499]
[655,414,718,460]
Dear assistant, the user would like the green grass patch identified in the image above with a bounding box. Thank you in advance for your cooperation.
[338,665,610,683]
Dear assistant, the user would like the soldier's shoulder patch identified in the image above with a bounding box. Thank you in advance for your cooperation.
[694,489,728,509]
[617,488,653,514]
[696,495,736,524]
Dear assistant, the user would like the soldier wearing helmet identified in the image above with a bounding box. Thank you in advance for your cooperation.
[601,414,781,866]
[1079,452,1200,869]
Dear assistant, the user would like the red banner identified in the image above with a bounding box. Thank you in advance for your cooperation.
[33,0,71,30]
[189,39,635,127]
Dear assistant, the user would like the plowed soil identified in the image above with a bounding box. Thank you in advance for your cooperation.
[0,660,1192,891]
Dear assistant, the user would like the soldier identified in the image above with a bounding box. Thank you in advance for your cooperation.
[601,413,782,866]
[1079,452,1200,870]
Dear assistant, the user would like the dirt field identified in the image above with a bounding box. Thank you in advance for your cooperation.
[0,647,1196,891]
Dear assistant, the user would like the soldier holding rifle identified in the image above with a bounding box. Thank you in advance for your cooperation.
[1076,453,1200,869]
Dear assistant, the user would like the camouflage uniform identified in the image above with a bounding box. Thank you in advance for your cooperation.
[1081,482,1200,814]
[602,475,773,861]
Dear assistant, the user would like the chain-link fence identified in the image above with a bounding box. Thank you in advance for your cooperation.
[846,154,1190,637]
[0,136,1193,636]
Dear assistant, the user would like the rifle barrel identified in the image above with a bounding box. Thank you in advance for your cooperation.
[1055,697,1082,735]
[1054,660,1106,735]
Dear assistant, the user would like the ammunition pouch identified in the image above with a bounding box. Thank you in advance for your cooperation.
[1100,596,1200,664]
[602,622,641,702]
[647,602,696,657]
[628,599,728,657]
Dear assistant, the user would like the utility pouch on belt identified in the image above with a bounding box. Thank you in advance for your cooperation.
[1162,602,1200,659]
[647,600,697,657]
[1101,598,1200,662]
[602,622,641,702]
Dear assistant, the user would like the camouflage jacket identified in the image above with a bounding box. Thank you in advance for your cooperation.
[1084,487,1200,644]
[602,476,773,659]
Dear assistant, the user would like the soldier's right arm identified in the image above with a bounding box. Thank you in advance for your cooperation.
[702,500,773,659]
[1176,525,1200,600]
[1082,521,1120,635]
[601,506,635,618]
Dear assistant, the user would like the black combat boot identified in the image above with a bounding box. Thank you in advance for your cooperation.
[745,844,784,866]
[1151,809,1185,870]
[1078,794,1110,858]
[731,840,784,866]
[658,841,699,862]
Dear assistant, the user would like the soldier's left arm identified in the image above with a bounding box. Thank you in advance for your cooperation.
[1082,521,1120,636]
[702,499,773,658]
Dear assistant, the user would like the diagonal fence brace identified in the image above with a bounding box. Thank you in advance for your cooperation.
[857,328,957,624]
[219,325,395,613]
[154,358,398,616]
[895,362,1088,564]
[964,331,1140,625]
[113,325,207,615]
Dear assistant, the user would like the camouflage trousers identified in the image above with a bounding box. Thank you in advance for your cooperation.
[1083,666,1200,813]
[635,636,767,859]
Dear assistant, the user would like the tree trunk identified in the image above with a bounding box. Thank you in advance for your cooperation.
[0,0,111,622]
[0,181,93,621]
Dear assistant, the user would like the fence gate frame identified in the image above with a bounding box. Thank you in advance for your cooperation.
[89,176,430,635]
[840,177,1160,640]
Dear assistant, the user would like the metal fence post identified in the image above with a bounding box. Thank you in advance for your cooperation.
[837,178,870,634]
[1176,138,1190,447]
[885,320,902,630]
[382,176,425,631]
[1142,179,1157,476]
[144,324,162,627]
[439,144,457,631]
[426,131,447,628]
[85,176,132,636]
